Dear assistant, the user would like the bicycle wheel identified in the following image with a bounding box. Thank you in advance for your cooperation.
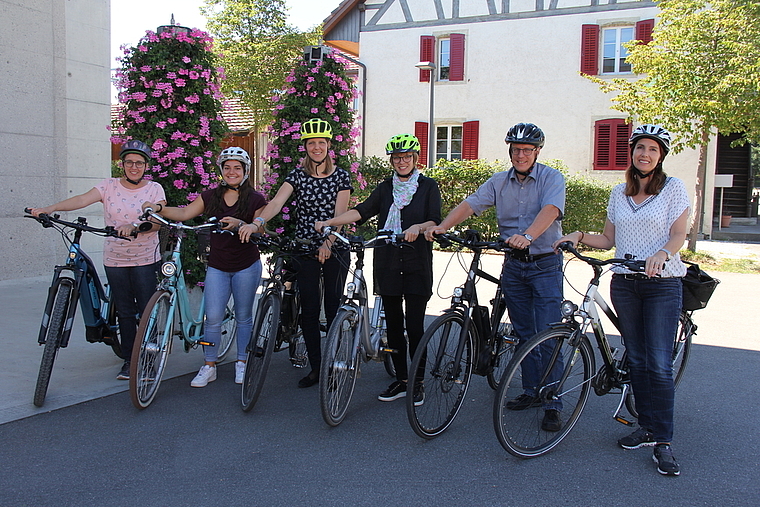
[129,291,173,409]
[406,312,474,438]
[105,295,123,359]
[216,300,237,361]
[625,312,693,417]
[493,328,594,458]
[487,318,517,390]
[33,280,74,407]
[320,308,360,426]
[241,293,279,412]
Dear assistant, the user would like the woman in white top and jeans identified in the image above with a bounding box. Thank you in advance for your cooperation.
[555,125,690,476]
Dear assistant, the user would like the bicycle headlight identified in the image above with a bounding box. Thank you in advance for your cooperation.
[453,287,463,298]
[346,282,356,298]
[560,300,577,317]
[161,261,177,277]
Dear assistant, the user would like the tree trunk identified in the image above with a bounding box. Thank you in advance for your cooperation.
[687,129,711,251]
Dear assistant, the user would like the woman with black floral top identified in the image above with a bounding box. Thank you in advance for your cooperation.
[240,119,351,388]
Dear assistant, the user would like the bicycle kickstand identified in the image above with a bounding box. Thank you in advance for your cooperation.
[612,384,635,426]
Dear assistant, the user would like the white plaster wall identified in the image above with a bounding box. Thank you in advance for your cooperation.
[0,0,111,280]
[359,5,706,223]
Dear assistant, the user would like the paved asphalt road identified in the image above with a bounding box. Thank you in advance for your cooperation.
[2,246,759,506]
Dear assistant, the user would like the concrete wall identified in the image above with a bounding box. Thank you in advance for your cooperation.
[0,0,111,280]
[357,1,714,232]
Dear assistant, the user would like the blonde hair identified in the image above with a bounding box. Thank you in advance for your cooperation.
[301,140,335,176]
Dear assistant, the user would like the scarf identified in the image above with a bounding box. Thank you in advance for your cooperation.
[382,171,420,234]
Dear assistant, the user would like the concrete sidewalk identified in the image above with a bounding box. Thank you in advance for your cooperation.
[1,240,758,425]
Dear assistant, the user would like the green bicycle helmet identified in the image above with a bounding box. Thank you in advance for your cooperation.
[300,118,333,140]
[385,134,421,154]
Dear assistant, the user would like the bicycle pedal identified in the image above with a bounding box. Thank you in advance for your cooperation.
[614,415,635,426]
[198,340,215,347]
[380,347,398,354]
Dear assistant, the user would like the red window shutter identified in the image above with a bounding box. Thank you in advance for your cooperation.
[449,33,465,81]
[462,120,479,160]
[635,19,655,44]
[594,119,630,170]
[415,121,429,167]
[419,36,435,83]
[580,24,599,76]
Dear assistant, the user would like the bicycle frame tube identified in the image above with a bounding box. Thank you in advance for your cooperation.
[158,232,205,344]
[580,283,619,368]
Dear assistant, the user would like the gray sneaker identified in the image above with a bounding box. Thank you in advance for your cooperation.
[618,427,655,449]
[653,444,680,476]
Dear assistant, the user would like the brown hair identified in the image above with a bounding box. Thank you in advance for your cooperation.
[624,164,667,196]
[204,179,256,221]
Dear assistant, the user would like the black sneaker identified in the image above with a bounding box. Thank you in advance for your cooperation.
[116,361,130,380]
[412,383,424,407]
[618,427,656,449]
[541,409,561,432]
[378,381,406,402]
[506,393,541,411]
[653,444,680,476]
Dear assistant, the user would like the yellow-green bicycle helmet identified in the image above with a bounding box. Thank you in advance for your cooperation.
[385,134,421,154]
[300,118,333,140]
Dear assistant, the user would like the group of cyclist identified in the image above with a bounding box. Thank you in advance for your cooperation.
[30,117,688,477]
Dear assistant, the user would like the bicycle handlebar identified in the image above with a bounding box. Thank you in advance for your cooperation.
[433,231,511,253]
[321,226,408,249]
[556,241,646,272]
[24,208,124,238]
[139,208,229,234]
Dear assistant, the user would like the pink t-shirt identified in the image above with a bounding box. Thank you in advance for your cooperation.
[95,178,166,267]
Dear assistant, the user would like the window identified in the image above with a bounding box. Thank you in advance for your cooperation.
[415,120,479,166]
[602,27,633,74]
[593,119,631,171]
[419,34,465,83]
[580,20,654,76]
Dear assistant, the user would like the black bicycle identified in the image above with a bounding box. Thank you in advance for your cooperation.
[407,230,517,438]
[25,209,126,407]
[493,242,697,458]
[241,234,313,412]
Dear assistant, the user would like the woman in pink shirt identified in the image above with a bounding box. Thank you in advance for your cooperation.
[30,140,165,380]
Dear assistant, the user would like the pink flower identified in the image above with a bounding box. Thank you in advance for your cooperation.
[311,108,318,113]
[182,56,191,63]
[156,121,167,129]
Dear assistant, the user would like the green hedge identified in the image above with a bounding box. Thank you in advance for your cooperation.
[352,157,613,240]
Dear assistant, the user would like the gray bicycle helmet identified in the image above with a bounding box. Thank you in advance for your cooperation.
[119,140,151,161]
[217,147,251,186]
[505,123,545,148]
[629,124,671,157]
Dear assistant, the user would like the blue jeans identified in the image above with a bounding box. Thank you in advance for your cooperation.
[104,262,160,360]
[295,252,349,372]
[203,261,262,363]
[611,275,681,443]
[502,253,563,406]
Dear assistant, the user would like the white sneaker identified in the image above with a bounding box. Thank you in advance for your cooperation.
[235,361,246,384]
[190,365,217,387]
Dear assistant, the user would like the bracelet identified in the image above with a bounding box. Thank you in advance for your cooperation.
[156,203,163,212]
[577,231,585,243]
[659,248,672,261]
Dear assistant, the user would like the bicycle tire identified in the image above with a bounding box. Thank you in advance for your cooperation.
[105,294,123,359]
[33,280,73,407]
[406,312,474,438]
[241,293,279,412]
[320,308,360,426]
[625,312,693,418]
[487,318,517,390]
[493,328,594,458]
[129,291,173,409]
[216,300,237,362]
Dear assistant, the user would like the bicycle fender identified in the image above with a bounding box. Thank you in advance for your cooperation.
[547,322,577,333]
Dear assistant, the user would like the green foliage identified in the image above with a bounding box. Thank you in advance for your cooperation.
[202,0,320,131]
[349,156,392,237]
[563,173,613,234]
[263,50,361,236]
[112,28,228,286]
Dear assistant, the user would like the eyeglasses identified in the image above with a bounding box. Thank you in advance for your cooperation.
[512,147,538,155]
[123,160,146,168]
[391,154,414,163]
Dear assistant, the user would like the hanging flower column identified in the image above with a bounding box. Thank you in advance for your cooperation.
[111,27,229,285]
[264,49,364,236]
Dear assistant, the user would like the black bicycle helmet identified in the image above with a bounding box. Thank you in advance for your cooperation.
[505,123,545,148]
[629,124,671,157]
[119,139,151,161]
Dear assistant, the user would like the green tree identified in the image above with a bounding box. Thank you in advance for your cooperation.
[112,27,228,285]
[587,0,760,250]
[202,0,320,172]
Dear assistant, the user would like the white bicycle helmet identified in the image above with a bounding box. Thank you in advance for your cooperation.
[629,124,671,156]
[217,147,251,185]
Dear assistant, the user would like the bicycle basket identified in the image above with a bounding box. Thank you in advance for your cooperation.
[681,262,720,311]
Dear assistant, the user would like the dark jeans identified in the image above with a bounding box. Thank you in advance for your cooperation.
[611,275,682,443]
[295,251,349,372]
[382,293,430,383]
[104,262,160,361]
[502,253,564,408]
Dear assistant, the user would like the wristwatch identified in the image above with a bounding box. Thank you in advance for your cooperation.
[523,234,534,243]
